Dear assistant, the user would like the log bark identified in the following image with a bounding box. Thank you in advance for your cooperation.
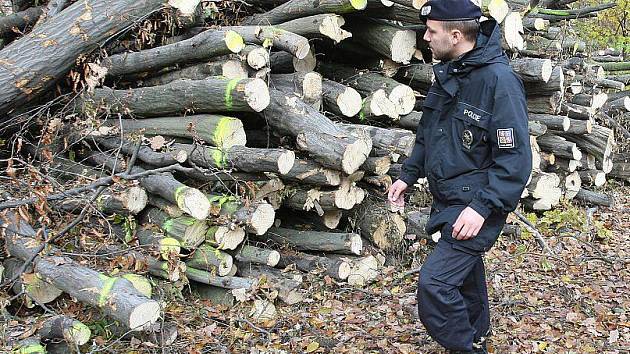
[394,63,434,91]
[233,244,280,267]
[174,142,295,175]
[261,89,372,174]
[396,111,423,131]
[524,65,564,95]
[269,49,317,73]
[3,215,161,330]
[277,250,351,280]
[563,125,614,174]
[263,227,362,255]
[270,71,323,108]
[511,57,553,83]
[84,77,270,116]
[362,155,392,175]
[135,227,182,261]
[536,134,582,160]
[275,14,351,43]
[58,186,148,216]
[0,6,43,37]
[103,29,245,77]
[574,188,613,207]
[92,135,189,166]
[527,92,563,114]
[186,267,254,289]
[578,170,607,187]
[0,0,165,119]
[186,244,234,276]
[226,25,310,59]
[236,262,305,304]
[342,123,414,158]
[355,198,406,252]
[141,59,248,86]
[37,315,91,346]
[281,158,342,187]
[114,115,246,149]
[243,0,367,26]
[276,208,344,230]
[142,207,208,249]
[283,185,365,212]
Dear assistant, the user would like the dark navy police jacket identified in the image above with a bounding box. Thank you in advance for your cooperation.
[400,20,532,252]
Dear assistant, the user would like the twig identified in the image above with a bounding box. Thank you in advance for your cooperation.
[514,211,555,255]
[0,163,193,210]
[236,318,271,342]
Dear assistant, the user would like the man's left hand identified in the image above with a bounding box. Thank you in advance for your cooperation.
[452,207,485,240]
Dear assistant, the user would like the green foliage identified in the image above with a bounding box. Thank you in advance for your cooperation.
[574,0,630,52]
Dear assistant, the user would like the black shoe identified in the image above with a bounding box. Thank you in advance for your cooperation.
[448,337,488,354]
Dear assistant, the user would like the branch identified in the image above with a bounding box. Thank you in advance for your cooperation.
[513,211,555,255]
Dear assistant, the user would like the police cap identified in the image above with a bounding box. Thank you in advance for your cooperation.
[419,0,482,21]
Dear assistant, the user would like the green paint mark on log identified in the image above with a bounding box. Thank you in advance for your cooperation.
[212,148,226,168]
[13,344,46,354]
[225,30,245,53]
[98,274,116,307]
[162,218,174,233]
[174,185,188,210]
[159,237,181,260]
[213,117,233,147]
[224,79,240,111]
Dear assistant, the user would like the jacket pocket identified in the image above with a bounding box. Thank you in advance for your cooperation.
[452,101,491,154]
[440,170,488,206]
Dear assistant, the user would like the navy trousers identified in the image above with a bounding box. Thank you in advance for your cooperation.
[417,240,490,351]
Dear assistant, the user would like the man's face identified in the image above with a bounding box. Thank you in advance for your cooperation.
[423,19,455,61]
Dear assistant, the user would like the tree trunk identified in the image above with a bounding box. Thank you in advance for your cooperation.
[92,135,188,166]
[261,89,372,174]
[262,227,362,255]
[510,58,553,83]
[243,0,367,26]
[578,170,607,187]
[142,207,208,249]
[277,250,351,280]
[319,62,415,115]
[283,184,365,212]
[226,25,310,59]
[0,6,43,37]
[344,17,416,64]
[135,227,182,262]
[174,142,295,175]
[269,49,317,73]
[186,267,254,289]
[524,65,564,95]
[233,245,280,267]
[574,188,613,207]
[354,198,406,252]
[281,158,342,187]
[204,225,246,251]
[0,0,165,119]
[362,155,391,175]
[83,77,270,117]
[342,123,415,158]
[141,59,248,86]
[394,63,434,91]
[3,257,63,306]
[536,134,582,160]
[37,315,91,346]
[3,215,160,330]
[103,29,245,77]
[186,244,234,276]
[236,262,305,304]
[270,71,323,108]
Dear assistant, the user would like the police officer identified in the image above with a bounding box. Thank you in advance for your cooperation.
[387,0,532,352]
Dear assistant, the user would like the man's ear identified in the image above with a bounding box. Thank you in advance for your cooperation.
[450,29,463,44]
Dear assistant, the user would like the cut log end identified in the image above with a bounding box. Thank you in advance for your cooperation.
[320,15,352,43]
[540,60,553,83]
[67,321,92,345]
[128,301,161,331]
[338,261,351,280]
[214,226,246,250]
[222,60,248,79]
[159,237,182,260]
[250,203,276,235]
[322,210,343,229]
[225,30,245,53]
[351,0,368,10]
[389,85,415,115]
[126,186,149,215]
[267,251,280,267]
[390,30,416,64]
[244,78,271,112]
[350,233,363,256]
[367,89,398,119]
[278,150,296,175]
[337,87,362,117]
[215,117,247,148]
[293,49,317,72]
[342,137,371,175]
[175,187,211,220]
[247,47,270,70]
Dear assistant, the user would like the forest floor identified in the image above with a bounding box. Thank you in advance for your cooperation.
[2,184,629,354]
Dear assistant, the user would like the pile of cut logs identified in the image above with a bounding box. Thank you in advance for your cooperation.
[0,0,627,349]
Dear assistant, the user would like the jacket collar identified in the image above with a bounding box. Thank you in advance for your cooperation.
[432,19,506,97]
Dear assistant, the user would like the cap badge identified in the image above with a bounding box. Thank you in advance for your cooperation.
[462,129,473,149]
[421,5,431,16]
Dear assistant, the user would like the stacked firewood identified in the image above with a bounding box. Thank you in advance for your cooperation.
[0,0,626,348]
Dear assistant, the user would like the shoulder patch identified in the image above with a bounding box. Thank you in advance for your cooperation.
[497,128,515,148]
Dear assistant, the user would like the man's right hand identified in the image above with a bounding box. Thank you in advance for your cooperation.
[388,179,408,207]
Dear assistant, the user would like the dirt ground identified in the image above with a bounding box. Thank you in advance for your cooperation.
[2,184,629,354]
